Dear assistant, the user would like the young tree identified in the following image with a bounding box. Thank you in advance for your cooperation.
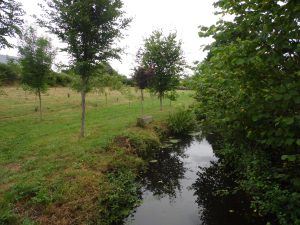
[40,0,131,137]
[165,90,179,106]
[0,0,24,48]
[19,27,54,120]
[139,31,185,111]
[133,66,154,114]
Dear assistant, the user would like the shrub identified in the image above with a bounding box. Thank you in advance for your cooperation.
[167,109,197,135]
[47,72,73,87]
[0,63,21,85]
[98,170,141,225]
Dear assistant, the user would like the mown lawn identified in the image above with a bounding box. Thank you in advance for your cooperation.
[0,87,194,225]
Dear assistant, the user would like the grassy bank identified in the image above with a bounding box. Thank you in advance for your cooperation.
[0,87,194,225]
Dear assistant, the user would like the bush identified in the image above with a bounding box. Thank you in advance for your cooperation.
[47,72,73,87]
[98,170,140,225]
[0,63,21,85]
[167,109,197,135]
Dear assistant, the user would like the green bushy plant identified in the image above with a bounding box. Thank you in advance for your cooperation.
[193,0,300,223]
[167,109,197,136]
[47,72,72,87]
[98,170,140,225]
[0,62,21,85]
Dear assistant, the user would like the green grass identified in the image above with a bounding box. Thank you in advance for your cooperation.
[0,87,194,224]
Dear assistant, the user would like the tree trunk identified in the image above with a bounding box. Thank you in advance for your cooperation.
[38,90,42,121]
[159,94,163,111]
[141,89,144,101]
[80,79,87,138]
[105,92,108,106]
[141,89,144,115]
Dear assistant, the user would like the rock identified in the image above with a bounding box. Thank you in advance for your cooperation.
[137,116,153,127]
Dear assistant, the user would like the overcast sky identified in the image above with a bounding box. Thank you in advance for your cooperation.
[0,0,218,77]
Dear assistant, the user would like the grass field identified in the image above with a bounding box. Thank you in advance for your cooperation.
[0,87,194,225]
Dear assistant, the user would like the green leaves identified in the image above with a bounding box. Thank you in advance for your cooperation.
[193,0,300,224]
[281,155,297,162]
[19,27,54,93]
[41,0,130,75]
[0,0,24,49]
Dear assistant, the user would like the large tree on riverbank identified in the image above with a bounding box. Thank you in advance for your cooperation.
[139,31,185,111]
[194,0,300,224]
[40,0,131,137]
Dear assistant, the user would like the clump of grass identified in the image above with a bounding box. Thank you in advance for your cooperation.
[0,202,17,225]
[6,182,51,205]
[124,128,161,159]
[167,108,197,136]
[105,147,145,174]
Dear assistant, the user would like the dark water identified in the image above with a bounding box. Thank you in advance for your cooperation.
[124,137,266,225]
[125,137,216,225]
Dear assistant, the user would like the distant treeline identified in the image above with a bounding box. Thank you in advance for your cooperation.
[0,60,134,87]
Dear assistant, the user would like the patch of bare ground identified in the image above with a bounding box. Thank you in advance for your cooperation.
[4,162,21,172]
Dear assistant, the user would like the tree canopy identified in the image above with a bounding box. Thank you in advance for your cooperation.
[41,0,131,74]
[133,67,154,91]
[0,0,24,48]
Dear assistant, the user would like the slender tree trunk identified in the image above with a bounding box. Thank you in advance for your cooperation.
[141,89,144,101]
[105,92,108,106]
[80,79,87,138]
[38,90,42,121]
[159,94,163,111]
[141,89,144,115]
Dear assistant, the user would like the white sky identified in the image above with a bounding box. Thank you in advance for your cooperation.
[0,0,218,77]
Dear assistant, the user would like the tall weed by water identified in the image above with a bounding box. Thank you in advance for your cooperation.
[167,109,197,135]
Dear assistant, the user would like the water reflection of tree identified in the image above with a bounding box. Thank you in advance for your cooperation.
[139,137,193,200]
[192,162,267,225]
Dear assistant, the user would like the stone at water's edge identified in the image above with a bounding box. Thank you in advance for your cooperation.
[137,116,153,127]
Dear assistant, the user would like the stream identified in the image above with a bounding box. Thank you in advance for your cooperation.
[124,136,267,225]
